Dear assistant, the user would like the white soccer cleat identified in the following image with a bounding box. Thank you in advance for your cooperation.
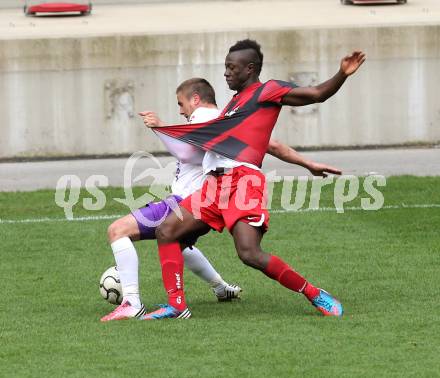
[213,283,242,302]
[100,299,147,322]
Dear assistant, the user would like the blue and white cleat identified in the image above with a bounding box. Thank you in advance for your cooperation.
[311,289,343,317]
[140,304,192,320]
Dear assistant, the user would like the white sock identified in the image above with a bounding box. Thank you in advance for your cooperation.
[111,237,141,308]
[182,246,226,288]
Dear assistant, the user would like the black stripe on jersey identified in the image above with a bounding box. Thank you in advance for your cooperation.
[178,84,266,148]
[211,136,248,160]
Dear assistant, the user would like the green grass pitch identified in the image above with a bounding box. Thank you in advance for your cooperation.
[1,176,439,377]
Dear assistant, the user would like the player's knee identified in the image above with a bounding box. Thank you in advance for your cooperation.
[107,221,119,242]
[237,248,263,269]
[155,223,174,243]
[107,219,132,243]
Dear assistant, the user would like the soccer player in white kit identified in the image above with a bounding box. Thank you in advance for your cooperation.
[101,78,342,321]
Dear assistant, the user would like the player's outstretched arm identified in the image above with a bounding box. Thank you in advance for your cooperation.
[281,51,366,107]
[267,139,342,177]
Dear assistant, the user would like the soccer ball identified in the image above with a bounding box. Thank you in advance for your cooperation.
[99,266,123,305]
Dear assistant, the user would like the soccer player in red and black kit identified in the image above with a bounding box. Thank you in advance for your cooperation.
[141,39,366,320]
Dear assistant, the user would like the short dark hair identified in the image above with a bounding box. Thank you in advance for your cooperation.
[176,78,217,106]
[229,39,263,75]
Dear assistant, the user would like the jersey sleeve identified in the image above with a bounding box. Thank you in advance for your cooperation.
[258,80,298,104]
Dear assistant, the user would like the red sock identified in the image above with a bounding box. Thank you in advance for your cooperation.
[263,255,320,300]
[303,282,320,301]
[158,242,186,311]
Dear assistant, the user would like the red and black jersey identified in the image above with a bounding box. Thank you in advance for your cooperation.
[153,80,297,167]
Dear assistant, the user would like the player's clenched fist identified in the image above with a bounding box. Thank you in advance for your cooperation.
[139,111,166,128]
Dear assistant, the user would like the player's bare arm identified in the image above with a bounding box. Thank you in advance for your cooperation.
[267,139,342,177]
[281,51,366,107]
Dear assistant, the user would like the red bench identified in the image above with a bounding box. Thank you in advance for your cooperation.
[24,2,92,16]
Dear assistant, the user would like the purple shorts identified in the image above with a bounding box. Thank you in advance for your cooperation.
[132,195,182,240]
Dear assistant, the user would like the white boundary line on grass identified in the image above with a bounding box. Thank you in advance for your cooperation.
[0,214,123,224]
[271,203,440,213]
[1,203,440,225]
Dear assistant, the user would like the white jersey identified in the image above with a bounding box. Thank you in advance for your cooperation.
[165,107,221,198]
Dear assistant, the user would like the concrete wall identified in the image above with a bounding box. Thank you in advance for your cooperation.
[1,26,439,158]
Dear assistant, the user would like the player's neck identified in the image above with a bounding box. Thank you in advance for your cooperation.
[197,103,217,109]
[236,77,260,94]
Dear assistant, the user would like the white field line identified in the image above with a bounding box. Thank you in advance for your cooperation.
[0,214,123,224]
[271,203,440,213]
[1,203,440,225]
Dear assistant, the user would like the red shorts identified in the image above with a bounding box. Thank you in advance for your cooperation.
[180,166,270,233]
